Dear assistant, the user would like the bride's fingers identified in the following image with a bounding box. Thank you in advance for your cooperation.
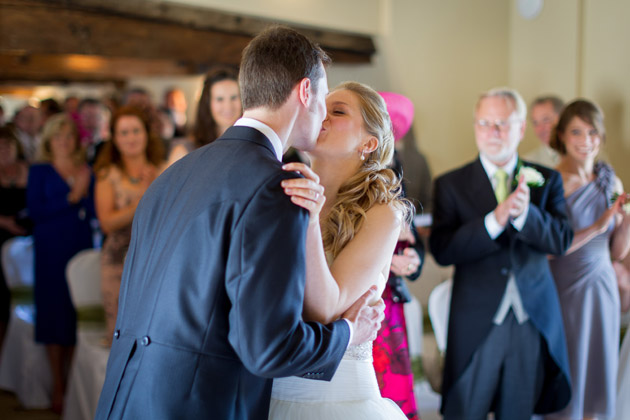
[284,187,323,202]
[281,177,324,194]
[282,162,320,184]
[289,195,325,214]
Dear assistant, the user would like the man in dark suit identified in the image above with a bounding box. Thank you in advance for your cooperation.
[429,87,573,419]
[95,26,384,420]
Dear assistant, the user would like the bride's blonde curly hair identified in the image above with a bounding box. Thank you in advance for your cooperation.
[321,82,413,259]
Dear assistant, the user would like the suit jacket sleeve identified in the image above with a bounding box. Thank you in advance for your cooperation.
[516,169,573,255]
[226,172,349,380]
[429,174,502,266]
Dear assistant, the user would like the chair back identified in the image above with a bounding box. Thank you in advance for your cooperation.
[403,295,423,359]
[66,249,102,307]
[1,236,34,288]
[428,278,453,353]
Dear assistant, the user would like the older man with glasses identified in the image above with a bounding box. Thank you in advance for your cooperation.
[429,87,574,420]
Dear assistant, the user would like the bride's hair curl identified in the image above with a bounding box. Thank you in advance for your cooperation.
[321,82,414,259]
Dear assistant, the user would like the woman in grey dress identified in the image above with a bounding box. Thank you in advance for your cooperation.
[547,99,630,420]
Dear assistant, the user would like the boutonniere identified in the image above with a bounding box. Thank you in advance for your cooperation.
[512,161,545,188]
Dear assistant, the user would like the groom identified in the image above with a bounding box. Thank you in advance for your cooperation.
[95,26,384,420]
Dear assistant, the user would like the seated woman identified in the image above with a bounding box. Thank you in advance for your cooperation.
[269,81,412,419]
[94,106,164,346]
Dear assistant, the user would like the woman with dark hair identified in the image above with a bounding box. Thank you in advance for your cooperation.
[94,106,164,346]
[27,114,95,413]
[167,67,242,166]
[547,99,630,420]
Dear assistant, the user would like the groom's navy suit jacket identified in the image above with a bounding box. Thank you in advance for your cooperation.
[429,158,573,414]
[95,126,350,420]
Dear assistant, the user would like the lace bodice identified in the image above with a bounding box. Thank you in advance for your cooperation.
[343,341,373,361]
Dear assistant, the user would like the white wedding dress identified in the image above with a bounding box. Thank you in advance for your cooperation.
[268,341,407,419]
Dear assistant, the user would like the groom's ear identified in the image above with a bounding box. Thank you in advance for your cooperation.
[297,78,311,107]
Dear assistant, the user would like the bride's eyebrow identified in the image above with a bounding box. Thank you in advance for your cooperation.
[329,101,349,107]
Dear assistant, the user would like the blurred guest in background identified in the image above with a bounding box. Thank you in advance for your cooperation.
[524,95,563,168]
[167,67,241,166]
[373,91,424,420]
[63,96,80,115]
[163,87,188,137]
[94,106,164,346]
[13,105,43,162]
[430,87,573,420]
[39,98,63,123]
[0,126,30,353]
[27,114,95,413]
[547,99,630,420]
[77,98,110,164]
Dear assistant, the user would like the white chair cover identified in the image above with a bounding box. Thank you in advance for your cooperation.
[66,249,102,307]
[0,305,52,408]
[63,328,110,420]
[404,295,423,359]
[61,248,108,420]
[428,278,453,353]
[1,236,34,288]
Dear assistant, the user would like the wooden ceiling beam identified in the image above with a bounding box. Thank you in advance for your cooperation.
[0,0,375,76]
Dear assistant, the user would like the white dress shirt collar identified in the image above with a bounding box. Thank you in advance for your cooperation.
[479,153,519,182]
[233,117,284,161]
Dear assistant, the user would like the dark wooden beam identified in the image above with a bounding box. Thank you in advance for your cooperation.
[0,0,375,83]
[0,53,194,84]
[40,0,376,56]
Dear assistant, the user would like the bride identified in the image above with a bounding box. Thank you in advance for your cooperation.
[269,81,413,419]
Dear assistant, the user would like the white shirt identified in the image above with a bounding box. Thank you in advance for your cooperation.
[233,117,284,161]
[479,154,530,325]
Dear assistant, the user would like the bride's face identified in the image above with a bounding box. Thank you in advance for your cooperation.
[310,89,368,160]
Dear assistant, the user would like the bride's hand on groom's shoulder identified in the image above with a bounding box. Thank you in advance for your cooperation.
[282,162,325,225]
[342,286,386,347]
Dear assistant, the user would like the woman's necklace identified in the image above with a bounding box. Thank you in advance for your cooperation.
[128,174,141,184]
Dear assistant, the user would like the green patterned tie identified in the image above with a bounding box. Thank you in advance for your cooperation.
[494,168,508,203]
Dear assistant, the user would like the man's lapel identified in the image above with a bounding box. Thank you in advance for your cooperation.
[463,158,498,217]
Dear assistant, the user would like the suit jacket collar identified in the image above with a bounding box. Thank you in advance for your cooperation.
[218,125,279,160]
[467,158,500,215]
[233,117,283,160]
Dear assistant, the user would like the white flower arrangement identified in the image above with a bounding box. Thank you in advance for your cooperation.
[517,166,545,187]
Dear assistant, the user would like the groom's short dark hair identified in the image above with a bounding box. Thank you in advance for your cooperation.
[239,25,331,111]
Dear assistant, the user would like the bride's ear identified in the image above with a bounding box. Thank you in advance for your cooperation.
[363,136,378,154]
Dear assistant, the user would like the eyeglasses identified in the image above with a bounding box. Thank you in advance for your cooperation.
[475,119,520,133]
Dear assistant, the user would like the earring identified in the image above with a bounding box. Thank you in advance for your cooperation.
[360,151,365,161]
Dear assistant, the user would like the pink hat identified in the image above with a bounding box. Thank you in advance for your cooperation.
[378,91,414,142]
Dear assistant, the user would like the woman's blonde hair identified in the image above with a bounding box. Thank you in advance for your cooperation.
[321,81,413,259]
[38,113,84,163]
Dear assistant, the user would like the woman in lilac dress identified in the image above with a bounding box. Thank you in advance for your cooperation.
[546,100,630,420]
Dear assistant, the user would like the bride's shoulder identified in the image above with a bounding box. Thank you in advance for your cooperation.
[364,202,403,230]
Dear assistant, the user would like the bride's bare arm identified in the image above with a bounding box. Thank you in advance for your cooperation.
[282,163,401,324]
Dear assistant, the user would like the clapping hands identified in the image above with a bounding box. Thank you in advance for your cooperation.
[495,174,530,226]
